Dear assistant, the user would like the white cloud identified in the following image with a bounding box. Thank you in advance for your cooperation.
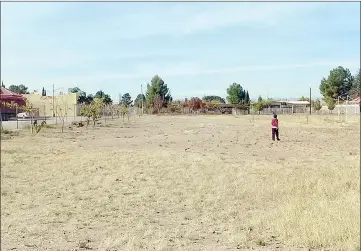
[90,3,316,40]
[2,2,319,42]
[1,2,358,100]
[1,2,326,73]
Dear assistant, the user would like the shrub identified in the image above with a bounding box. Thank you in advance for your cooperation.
[80,99,104,127]
[188,97,204,111]
[325,97,336,111]
[118,104,129,121]
[312,99,322,112]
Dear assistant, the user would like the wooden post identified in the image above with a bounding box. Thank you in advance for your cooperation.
[309,87,312,114]
[55,105,58,125]
[103,106,106,123]
[141,84,144,116]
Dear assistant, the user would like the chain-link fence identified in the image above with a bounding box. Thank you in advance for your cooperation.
[2,103,140,130]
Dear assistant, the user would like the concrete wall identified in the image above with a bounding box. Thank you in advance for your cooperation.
[23,93,80,117]
[319,104,360,115]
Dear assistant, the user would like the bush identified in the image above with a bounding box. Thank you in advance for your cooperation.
[118,104,129,121]
[80,99,104,127]
[312,99,322,112]
[325,97,336,111]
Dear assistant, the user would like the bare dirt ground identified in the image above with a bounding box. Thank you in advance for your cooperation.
[1,114,360,251]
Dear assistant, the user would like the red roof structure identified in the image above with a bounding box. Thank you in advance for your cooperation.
[0,87,27,104]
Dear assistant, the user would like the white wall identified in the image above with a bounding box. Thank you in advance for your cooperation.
[320,104,360,114]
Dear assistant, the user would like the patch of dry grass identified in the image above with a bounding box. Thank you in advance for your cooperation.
[1,115,359,251]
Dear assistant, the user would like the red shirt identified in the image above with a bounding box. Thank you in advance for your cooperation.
[271,118,279,128]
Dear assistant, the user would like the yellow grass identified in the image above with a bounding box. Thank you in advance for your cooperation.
[1,115,360,251]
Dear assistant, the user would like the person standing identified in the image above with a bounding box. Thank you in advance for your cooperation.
[271,114,280,141]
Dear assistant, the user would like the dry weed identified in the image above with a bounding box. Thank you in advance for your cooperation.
[1,115,359,251]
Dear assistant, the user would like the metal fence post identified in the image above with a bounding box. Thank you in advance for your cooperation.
[16,106,18,129]
[80,104,83,122]
[30,111,33,133]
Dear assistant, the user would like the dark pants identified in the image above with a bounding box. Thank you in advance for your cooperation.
[272,128,280,141]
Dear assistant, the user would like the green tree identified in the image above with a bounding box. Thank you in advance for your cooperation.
[41,87,46,96]
[245,91,250,104]
[241,90,246,103]
[146,75,172,108]
[69,87,86,96]
[121,93,133,107]
[325,97,336,111]
[226,83,244,104]
[1,81,4,88]
[95,90,112,105]
[134,94,146,108]
[312,99,322,112]
[102,94,112,105]
[78,94,94,105]
[253,95,265,112]
[8,84,29,94]
[298,96,309,101]
[69,87,81,93]
[319,66,354,100]
[80,99,104,127]
[350,69,360,98]
[202,95,226,104]
[95,90,105,99]
[69,87,91,104]
[258,95,263,102]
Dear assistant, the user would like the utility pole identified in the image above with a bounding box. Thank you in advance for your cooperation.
[52,84,55,117]
[141,84,144,116]
[309,87,312,114]
[118,93,121,105]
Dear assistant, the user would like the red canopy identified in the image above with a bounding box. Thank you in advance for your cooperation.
[0,87,27,104]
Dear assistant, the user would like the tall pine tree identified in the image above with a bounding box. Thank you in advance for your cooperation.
[245,91,250,104]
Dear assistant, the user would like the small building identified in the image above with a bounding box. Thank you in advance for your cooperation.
[254,100,310,114]
[285,100,310,106]
[267,100,310,108]
[267,101,287,108]
[207,103,249,115]
[23,92,80,117]
[279,100,310,113]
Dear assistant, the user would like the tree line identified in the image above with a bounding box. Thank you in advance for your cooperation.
[3,65,359,113]
[3,75,251,111]
[246,66,360,113]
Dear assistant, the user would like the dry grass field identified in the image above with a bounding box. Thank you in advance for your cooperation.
[1,114,360,251]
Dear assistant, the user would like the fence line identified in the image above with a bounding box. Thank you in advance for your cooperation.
[9,102,360,122]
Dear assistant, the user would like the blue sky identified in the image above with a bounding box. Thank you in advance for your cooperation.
[1,2,360,101]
